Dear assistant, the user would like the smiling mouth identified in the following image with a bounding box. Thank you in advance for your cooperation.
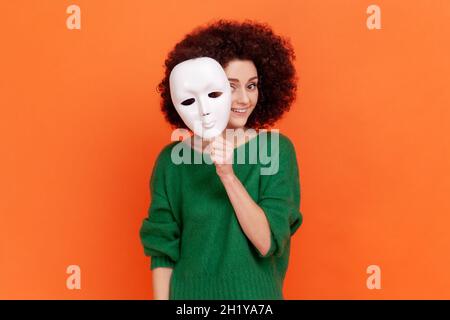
[231,107,249,115]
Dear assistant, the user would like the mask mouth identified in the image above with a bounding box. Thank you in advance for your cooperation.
[203,120,216,129]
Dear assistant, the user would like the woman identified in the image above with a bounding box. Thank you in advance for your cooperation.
[140,19,303,300]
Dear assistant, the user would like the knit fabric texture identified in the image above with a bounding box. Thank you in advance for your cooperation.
[139,131,303,300]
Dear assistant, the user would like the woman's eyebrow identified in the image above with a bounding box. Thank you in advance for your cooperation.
[228,76,258,82]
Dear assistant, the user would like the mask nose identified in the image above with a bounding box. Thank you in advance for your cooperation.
[198,96,212,117]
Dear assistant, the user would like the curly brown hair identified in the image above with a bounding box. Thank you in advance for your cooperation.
[158,19,298,130]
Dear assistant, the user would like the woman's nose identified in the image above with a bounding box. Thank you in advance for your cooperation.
[236,88,250,105]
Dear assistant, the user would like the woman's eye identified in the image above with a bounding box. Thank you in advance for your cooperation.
[208,91,223,98]
[181,98,195,106]
[248,83,257,90]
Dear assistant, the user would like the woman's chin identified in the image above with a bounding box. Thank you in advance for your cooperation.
[227,118,248,130]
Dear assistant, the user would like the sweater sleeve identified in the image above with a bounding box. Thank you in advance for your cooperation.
[139,148,180,270]
[256,134,303,258]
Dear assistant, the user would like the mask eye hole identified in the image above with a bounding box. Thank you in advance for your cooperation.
[208,91,223,98]
[181,98,195,106]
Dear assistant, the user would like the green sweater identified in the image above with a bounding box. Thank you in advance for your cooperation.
[139,131,303,300]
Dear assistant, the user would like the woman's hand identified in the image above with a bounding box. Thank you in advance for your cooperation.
[208,135,235,179]
[209,134,272,256]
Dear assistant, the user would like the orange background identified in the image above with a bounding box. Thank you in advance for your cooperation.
[1,0,449,299]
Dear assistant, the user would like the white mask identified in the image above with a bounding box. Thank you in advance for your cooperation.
[169,57,231,139]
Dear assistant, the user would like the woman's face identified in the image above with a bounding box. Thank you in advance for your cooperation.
[223,59,259,130]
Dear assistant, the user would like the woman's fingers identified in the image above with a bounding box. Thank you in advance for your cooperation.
[210,136,234,164]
